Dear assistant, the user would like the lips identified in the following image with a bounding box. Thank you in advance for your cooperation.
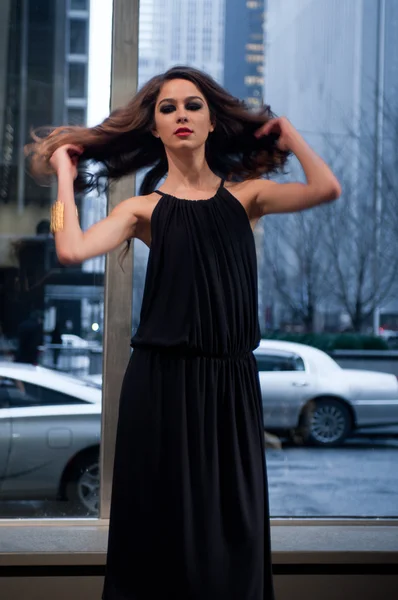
[174,127,193,135]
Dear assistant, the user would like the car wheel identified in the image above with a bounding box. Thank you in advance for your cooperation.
[297,398,352,447]
[65,450,100,516]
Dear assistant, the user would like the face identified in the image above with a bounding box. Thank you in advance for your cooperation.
[153,79,214,150]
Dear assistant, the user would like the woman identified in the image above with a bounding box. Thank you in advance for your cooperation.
[27,66,341,600]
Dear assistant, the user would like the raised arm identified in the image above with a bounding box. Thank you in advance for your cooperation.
[251,117,341,217]
[49,144,139,264]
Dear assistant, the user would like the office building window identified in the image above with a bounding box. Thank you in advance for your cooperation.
[68,62,87,98]
[70,0,89,10]
[69,19,88,55]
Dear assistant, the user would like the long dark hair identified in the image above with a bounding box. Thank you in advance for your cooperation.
[26,65,289,194]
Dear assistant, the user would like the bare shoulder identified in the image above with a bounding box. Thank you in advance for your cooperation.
[223,179,270,221]
[111,192,161,246]
[224,179,265,201]
[111,192,160,223]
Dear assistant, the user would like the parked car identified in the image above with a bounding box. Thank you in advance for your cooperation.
[86,340,398,448]
[0,361,101,515]
[378,328,398,348]
[2,342,397,514]
[254,340,398,446]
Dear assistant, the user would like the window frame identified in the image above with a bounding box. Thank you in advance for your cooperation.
[97,0,397,535]
[98,0,138,520]
[0,2,397,559]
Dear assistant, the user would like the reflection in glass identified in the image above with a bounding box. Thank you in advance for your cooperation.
[133,0,398,520]
[67,107,86,125]
[68,62,87,98]
[69,19,88,55]
[0,0,112,519]
[70,0,89,10]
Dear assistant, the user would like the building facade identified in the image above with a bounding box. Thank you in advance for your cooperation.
[138,0,225,88]
[223,0,265,109]
[263,0,398,333]
[0,0,104,344]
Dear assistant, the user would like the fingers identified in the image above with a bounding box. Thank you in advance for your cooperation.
[50,143,83,158]
[254,118,278,138]
[254,125,268,138]
[66,144,84,156]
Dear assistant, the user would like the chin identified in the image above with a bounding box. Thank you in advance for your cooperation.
[171,141,198,151]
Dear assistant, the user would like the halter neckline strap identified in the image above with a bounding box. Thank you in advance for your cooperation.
[154,178,225,200]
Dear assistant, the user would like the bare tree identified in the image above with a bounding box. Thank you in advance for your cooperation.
[262,205,334,332]
[324,179,398,331]
[261,112,398,333]
[322,95,398,332]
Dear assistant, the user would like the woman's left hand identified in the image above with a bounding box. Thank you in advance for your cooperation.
[254,116,297,151]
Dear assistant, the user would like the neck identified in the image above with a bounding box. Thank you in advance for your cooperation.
[163,148,219,192]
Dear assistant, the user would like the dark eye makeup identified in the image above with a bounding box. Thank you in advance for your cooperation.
[159,102,203,114]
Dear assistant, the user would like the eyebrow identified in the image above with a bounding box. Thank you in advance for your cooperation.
[157,95,204,106]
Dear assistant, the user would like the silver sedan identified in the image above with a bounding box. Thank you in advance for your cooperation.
[0,362,101,514]
[254,340,398,447]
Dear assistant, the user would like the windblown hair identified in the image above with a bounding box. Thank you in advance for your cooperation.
[25,66,289,195]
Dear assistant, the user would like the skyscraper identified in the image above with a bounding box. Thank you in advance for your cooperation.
[0,0,102,340]
[264,0,398,331]
[223,0,265,108]
[138,0,225,88]
[223,0,268,330]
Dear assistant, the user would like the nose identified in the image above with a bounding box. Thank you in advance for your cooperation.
[176,108,188,123]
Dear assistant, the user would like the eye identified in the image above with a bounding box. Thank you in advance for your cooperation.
[186,102,202,111]
[159,104,175,114]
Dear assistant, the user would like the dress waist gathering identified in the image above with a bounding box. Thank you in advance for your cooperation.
[130,339,256,361]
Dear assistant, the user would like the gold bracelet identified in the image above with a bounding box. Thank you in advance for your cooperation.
[50,201,79,234]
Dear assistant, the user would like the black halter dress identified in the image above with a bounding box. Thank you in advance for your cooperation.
[102,180,274,600]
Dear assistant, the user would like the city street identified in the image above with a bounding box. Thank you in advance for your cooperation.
[267,427,398,518]
[1,428,397,520]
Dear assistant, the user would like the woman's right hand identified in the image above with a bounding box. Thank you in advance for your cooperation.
[49,144,83,180]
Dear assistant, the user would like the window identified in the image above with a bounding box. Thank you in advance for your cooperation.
[245,53,264,63]
[0,0,111,519]
[0,378,88,408]
[244,75,264,85]
[255,353,305,372]
[69,19,88,54]
[246,43,264,52]
[0,0,396,536]
[0,386,10,408]
[68,62,87,98]
[70,0,88,9]
[67,107,86,125]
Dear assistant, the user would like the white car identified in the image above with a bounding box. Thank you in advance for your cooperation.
[255,340,398,446]
[0,362,101,514]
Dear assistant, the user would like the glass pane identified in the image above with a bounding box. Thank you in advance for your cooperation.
[67,107,86,125]
[69,19,87,54]
[263,0,398,518]
[135,0,398,522]
[70,0,89,10]
[68,62,87,98]
[255,354,303,372]
[0,0,113,518]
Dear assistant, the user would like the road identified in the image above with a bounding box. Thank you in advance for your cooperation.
[0,429,397,519]
[267,428,398,517]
